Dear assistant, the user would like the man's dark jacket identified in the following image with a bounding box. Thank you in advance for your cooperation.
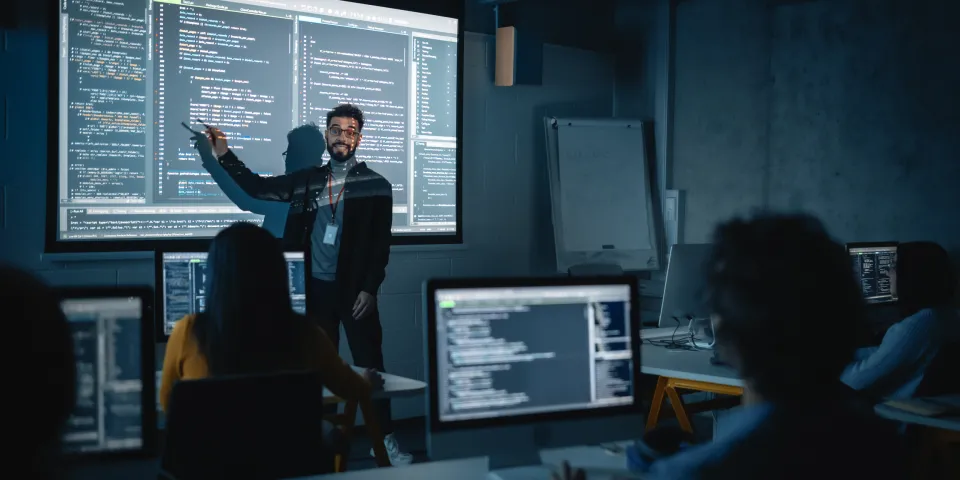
[214,150,392,299]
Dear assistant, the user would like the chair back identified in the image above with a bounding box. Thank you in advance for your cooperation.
[160,371,333,479]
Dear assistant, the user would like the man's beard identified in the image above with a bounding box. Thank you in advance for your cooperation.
[327,142,356,162]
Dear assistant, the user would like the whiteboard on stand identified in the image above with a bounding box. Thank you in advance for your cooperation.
[543,117,661,272]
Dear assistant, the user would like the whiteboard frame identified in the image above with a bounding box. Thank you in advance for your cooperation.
[543,117,661,272]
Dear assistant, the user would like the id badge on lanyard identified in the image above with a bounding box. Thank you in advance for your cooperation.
[323,171,345,245]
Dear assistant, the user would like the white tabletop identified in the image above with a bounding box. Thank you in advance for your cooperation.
[874,395,960,432]
[301,457,489,479]
[301,445,644,480]
[640,343,743,387]
[323,367,427,402]
[540,443,644,479]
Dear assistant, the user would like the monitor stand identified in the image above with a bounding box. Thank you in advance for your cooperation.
[486,447,554,480]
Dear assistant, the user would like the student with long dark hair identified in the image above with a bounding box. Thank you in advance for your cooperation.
[159,222,382,421]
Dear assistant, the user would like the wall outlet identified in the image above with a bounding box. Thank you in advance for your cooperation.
[664,189,684,257]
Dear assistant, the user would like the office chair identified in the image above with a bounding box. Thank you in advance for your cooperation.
[160,371,335,480]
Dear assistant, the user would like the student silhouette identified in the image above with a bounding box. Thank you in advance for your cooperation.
[1,265,76,478]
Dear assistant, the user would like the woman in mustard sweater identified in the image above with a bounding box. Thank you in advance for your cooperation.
[159,222,382,435]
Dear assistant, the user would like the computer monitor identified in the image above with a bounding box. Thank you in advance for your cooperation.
[847,242,899,305]
[58,287,157,458]
[659,243,713,327]
[424,276,643,478]
[156,251,307,339]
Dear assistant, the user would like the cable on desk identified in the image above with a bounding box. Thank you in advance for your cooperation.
[642,316,698,351]
[689,315,717,350]
[642,316,717,352]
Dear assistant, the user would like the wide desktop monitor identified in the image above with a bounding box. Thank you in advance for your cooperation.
[424,276,643,478]
[848,242,899,304]
[659,243,713,327]
[156,251,307,338]
[58,287,157,458]
[49,0,463,251]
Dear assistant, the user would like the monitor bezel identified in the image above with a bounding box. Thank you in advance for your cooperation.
[424,276,643,433]
[56,286,159,461]
[154,249,306,341]
[846,241,899,305]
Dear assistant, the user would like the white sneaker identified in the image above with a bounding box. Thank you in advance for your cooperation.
[370,433,413,466]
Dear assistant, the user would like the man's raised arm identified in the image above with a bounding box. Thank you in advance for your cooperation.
[195,126,297,203]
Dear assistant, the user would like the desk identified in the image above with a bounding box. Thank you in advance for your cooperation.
[875,395,960,478]
[540,444,644,479]
[322,367,427,404]
[640,344,743,432]
[302,457,489,479]
[874,395,960,432]
[303,445,644,479]
[323,367,426,472]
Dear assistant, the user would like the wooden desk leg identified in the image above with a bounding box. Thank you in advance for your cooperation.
[645,376,669,432]
[663,386,693,433]
[334,400,359,472]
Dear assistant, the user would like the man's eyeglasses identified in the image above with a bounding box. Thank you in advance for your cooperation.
[327,126,359,139]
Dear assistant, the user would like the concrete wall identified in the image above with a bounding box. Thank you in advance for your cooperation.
[0,24,613,419]
[670,0,960,280]
[613,0,675,318]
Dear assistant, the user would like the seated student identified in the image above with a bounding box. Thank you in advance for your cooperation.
[841,241,960,400]
[1,265,76,478]
[560,213,906,480]
[159,222,384,448]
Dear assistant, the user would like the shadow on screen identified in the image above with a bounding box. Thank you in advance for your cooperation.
[204,158,288,238]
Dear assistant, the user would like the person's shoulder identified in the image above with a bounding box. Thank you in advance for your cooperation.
[356,162,387,182]
[174,313,198,331]
[891,307,943,334]
[288,165,322,179]
[353,163,391,195]
[169,313,198,338]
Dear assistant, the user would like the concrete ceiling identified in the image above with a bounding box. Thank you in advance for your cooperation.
[465,0,619,52]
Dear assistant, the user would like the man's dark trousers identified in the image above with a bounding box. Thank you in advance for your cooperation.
[308,278,393,434]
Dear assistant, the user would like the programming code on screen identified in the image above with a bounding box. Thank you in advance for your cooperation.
[56,0,459,241]
[434,285,634,422]
[850,246,898,304]
[61,297,145,453]
[161,252,307,334]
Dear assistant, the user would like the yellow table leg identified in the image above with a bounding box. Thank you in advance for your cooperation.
[645,376,669,432]
[645,376,744,434]
[327,398,392,471]
[664,385,693,433]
